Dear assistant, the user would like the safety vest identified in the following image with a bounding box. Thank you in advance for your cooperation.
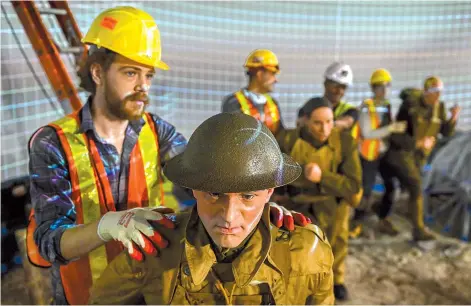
[356,99,389,161]
[333,100,359,139]
[235,90,281,135]
[27,111,164,305]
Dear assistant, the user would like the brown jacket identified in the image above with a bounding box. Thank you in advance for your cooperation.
[277,127,362,203]
[89,205,334,305]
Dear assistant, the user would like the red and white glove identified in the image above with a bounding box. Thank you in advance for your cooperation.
[97,207,175,261]
[269,202,311,231]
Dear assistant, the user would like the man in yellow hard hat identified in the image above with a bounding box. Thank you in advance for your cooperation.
[221,49,284,137]
[349,69,407,238]
[89,113,334,305]
[27,7,303,304]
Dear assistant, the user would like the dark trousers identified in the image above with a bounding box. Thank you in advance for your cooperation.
[377,149,423,226]
[353,157,381,220]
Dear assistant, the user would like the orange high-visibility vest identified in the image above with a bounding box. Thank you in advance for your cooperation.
[27,111,165,305]
[235,90,281,134]
[356,99,387,161]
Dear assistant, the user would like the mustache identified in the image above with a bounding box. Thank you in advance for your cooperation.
[126,92,149,104]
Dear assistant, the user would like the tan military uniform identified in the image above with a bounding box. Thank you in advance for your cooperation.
[410,99,455,167]
[277,127,362,285]
[377,94,457,240]
[89,205,335,305]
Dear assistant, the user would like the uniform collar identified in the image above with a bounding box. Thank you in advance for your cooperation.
[184,204,272,287]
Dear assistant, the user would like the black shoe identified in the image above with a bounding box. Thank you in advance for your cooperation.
[334,284,349,301]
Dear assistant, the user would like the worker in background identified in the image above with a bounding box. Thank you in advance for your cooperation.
[349,69,407,237]
[298,62,358,132]
[221,49,284,137]
[89,113,334,305]
[400,76,460,168]
[277,98,362,301]
[296,62,360,301]
[376,76,460,242]
[28,7,307,305]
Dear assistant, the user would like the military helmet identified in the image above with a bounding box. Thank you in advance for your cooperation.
[164,113,301,193]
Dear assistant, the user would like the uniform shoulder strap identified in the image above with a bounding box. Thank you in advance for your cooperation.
[269,223,329,285]
[269,227,292,285]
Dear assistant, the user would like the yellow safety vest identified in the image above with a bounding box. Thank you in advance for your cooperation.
[28,111,165,305]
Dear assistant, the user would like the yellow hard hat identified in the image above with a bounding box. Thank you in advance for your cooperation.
[370,68,392,85]
[424,76,443,92]
[244,49,280,73]
[82,6,169,70]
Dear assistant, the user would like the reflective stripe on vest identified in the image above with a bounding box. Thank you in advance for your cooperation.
[357,99,381,161]
[235,90,281,134]
[36,112,163,305]
[334,101,358,139]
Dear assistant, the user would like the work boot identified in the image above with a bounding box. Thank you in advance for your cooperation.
[334,284,349,301]
[349,223,363,239]
[377,218,399,236]
[412,226,436,241]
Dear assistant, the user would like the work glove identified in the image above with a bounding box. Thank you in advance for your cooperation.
[97,207,175,261]
[269,202,311,231]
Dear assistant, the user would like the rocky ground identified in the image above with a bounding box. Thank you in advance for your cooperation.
[344,212,471,304]
[2,209,471,305]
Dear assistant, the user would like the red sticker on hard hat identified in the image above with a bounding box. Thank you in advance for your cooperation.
[101,17,118,30]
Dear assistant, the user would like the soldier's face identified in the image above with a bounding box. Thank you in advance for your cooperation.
[424,90,440,105]
[101,55,155,121]
[307,107,334,143]
[193,189,274,248]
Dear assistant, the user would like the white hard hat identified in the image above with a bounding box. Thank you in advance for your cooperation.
[324,62,353,86]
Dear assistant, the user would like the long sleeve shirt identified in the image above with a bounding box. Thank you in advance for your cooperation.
[28,98,187,304]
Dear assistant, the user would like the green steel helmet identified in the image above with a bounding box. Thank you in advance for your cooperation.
[164,113,301,193]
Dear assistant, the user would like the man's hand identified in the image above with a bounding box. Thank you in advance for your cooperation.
[334,116,355,130]
[423,136,436,151]
[305,162,322,183]
[450,105,461,122]
[269,202,311,231]
[388,121,407,133]
[416,136,436,151]
[97,207,175,261]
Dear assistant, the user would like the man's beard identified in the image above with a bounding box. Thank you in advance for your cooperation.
[105,85,149,121]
